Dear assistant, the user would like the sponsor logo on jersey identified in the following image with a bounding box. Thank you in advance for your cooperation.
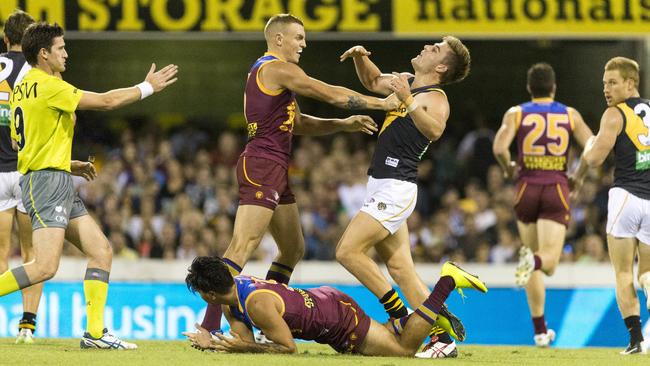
[377,202,387,211]
[636,150,650,170]
[385,156,399,167]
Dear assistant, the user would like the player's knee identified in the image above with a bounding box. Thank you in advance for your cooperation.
[37,261,60,281]
[335,246,353,265]
[615,270,635,285]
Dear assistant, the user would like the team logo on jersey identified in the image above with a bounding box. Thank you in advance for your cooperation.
[636,150,650,170]
[377,202,387,211]
[385,156,399,167]
[255,191,264,199]
[247,122,258,138]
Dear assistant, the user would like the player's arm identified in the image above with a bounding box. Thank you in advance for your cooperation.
[222,305,255,342]
[293,102,378,136]
[77,63,177,111]
[492,107,519,179]
[339,45,411,96]
[567,107,595,190]
[262,61,398,111]
[211,292,296,354]
[387,73,448,141]
[582,107,622,167]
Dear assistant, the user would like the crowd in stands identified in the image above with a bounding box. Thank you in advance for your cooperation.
[8,119,613,265]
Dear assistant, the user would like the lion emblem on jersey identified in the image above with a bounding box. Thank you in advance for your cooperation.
[377,202,387,211]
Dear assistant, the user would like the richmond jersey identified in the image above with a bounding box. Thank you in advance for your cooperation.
[514,98,574,184]
[612,97,650,199]
[368,82,443,183]
[0,52,30,172]
[10,68,83,174]
[242,53,297,169]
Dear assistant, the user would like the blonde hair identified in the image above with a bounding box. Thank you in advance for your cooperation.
[605,57,639,88]
[441,36,471,84]
[264,14,303,40]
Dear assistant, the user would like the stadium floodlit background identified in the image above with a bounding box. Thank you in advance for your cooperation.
[1,0,649,350]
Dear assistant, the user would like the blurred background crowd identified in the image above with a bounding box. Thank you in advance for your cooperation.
[6,113,612,265]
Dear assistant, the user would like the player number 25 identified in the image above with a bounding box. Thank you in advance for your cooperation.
[522,113,569,156]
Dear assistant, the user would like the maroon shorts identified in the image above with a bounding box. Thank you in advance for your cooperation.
[514,181,570,226]
[236,155,295,210]
[312,287,372,354]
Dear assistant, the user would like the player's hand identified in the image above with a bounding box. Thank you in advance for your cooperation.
[341,115,378,135]
[382,93,401,111]
[70,160,97,181]
[568,175,584,201]
[504,161,518,180]
[144,63,179,92]
[210,330,250,353]
[388,73,411,102]
[339,45,371,62]
[182,323,213,351]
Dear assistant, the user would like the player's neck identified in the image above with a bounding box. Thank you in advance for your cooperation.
[34,62,56,76]
[8,44,21,52]
[412,72,439,89]
[265,48,286,61]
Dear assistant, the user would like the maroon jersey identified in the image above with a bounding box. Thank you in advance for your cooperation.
[230,276,371,353]
[515,98,574,184]
[243,53,297,169]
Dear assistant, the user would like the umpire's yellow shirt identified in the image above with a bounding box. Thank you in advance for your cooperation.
[10,68,83,174]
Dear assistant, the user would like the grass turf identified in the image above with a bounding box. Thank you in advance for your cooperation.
[0,339,648,366]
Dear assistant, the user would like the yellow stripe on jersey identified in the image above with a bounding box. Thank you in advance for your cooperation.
[379,87,446,135]
[618,102,650,152]
[514,106,523,131]
[245,289,286,320]
[28,173,47,228]
[11,68,82,174]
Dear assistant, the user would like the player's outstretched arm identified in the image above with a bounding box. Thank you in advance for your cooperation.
[77,63,178,111]
[292,103,378,136]
[582,107,622,167]
[493,106,519,179]
[265,61,399,111]
[339,45,408,96]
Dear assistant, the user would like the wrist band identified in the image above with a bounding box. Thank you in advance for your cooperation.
[136,81,154,100]
[406,99,419,113]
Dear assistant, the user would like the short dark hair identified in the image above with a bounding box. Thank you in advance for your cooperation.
[185,256,234,295]
[22,22,64,66]
[440,36,471,84]
[3,10,35,46]
[527,63,556,98]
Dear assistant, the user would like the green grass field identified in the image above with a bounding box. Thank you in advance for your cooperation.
[0,339,647,366]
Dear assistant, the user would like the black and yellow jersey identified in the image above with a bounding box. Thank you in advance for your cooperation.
[368,82,444,183]
[613,97,650,199]
[0,51,30,172]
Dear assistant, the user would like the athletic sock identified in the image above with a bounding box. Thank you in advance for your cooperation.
[0,267,30,296]
[533,255,542,271]
[266,262,293,285]
[380,289,408,319]
[18,312,37,332]
[532,315,547,334]
[624,315,643,345]
[415,276,455,325]
[221,257,242,277]
[201,257,243,332]
[84,268,110,339]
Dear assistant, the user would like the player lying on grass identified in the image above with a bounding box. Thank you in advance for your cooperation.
[183,256,487,356]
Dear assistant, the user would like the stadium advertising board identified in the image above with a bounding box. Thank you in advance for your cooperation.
[0,0,647,37]
[0,282,648,346]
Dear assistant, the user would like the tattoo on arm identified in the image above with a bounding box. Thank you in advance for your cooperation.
[345,96,367,110]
